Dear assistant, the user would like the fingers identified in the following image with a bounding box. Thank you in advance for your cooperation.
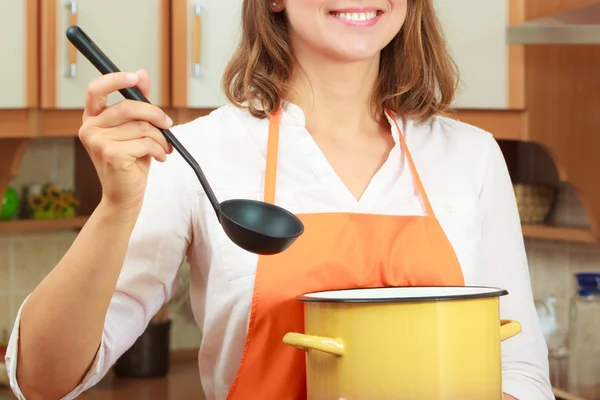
[81,129,169,171]
[102,137,169,169]
[135,69,151,99]
[89,100,172,154]
[94,99,172,131]
[79,120,173,159]
[112,120,172,155]
[83,71,146,120]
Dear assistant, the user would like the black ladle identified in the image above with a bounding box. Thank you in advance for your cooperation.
[66,25,304,255]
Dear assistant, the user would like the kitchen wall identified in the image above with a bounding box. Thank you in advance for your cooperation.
[0,137,201,350]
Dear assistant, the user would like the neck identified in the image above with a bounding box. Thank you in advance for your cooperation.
[286,49,384,139]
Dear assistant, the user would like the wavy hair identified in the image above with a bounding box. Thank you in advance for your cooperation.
[222,0,459,122]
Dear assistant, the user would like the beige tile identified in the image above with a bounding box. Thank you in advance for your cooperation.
[170,317,202,350]
[526,239,571,329]
[0,294,10,341]
[0,235,9,292]
[568,243,600,268]
[54,138,75,190]
[11,232,56,293]
[525,238,569,257]
[11,139,57,195]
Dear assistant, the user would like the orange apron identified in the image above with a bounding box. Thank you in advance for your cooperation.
[226,108,465,400]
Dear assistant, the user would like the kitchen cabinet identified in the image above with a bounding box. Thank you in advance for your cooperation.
[171,0,243,108]
[434,0,512,109]
[40,0,170,109]
[0,0,38,109]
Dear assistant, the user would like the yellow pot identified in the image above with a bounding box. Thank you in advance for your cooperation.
[282,286,522,400]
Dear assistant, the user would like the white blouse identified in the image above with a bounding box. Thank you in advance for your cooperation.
[6,102,554,400]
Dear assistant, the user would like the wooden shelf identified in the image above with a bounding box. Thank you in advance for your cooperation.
[452,109,528,141]
[0,216,88,234]
[0,216,593,244]
[0,108,526,140]
[522,224,595,243]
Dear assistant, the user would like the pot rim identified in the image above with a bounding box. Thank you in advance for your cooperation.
[296,286,509,303]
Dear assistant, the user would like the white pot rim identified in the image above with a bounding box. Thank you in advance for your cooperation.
[297,286,508,303]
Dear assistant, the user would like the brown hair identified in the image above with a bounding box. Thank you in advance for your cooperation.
[222,0,459,123]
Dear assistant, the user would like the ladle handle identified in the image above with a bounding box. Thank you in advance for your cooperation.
[65,25,221,217]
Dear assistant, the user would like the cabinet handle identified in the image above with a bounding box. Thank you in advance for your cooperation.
[64,0,78,78]
[192,3,202,77]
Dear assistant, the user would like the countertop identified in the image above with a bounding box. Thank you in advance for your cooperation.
[0,357,585,400]
[0,351,205,399]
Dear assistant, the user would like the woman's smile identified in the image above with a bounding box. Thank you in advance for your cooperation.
[329,8,384,27]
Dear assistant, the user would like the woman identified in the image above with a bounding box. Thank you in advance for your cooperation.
[6,0,552,399]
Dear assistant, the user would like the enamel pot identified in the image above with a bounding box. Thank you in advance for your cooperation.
[282,286,522,400]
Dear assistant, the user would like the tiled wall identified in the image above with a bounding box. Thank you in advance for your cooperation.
[1,138,599,386]
[0,138,201,350]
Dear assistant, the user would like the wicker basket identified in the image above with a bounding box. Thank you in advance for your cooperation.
[513,183,556,225]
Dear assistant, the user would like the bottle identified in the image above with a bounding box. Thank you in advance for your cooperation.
[567,272,600,399]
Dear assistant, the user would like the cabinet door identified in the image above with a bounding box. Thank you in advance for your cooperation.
[41,0,170,109]
[0,0,37,109]
[434,0,509,109]
[172,0,243,108]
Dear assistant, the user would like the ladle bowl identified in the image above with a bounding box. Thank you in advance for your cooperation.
[220,199,304,254]
[66,25,304,255]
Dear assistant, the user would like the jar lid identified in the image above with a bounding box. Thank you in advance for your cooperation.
[575,273,600,295]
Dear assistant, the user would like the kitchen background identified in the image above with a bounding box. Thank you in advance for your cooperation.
[2,0,600,399]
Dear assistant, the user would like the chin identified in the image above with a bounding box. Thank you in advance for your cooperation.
[321,39,390,63]
[327,49,382,63]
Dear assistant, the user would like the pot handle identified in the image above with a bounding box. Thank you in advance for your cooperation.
[282,333,345,356]
[500,319,522,341]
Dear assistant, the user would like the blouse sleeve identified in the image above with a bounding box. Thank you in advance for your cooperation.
[5,124,198,400]
[477,136,554,399]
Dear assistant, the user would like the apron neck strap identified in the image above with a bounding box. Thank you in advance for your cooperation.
[265,107,435,217]
[385,108,435,217]
[264,108,281,204]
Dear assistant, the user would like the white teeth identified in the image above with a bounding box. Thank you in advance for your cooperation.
[332,11,378,21]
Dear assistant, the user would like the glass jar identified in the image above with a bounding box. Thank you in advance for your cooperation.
[567,272,600,399]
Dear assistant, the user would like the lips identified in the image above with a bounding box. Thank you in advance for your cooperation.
[329,6,384,24]
[330,10,381,21]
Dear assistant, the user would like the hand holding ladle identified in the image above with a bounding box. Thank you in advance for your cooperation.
[66,25,304,255]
